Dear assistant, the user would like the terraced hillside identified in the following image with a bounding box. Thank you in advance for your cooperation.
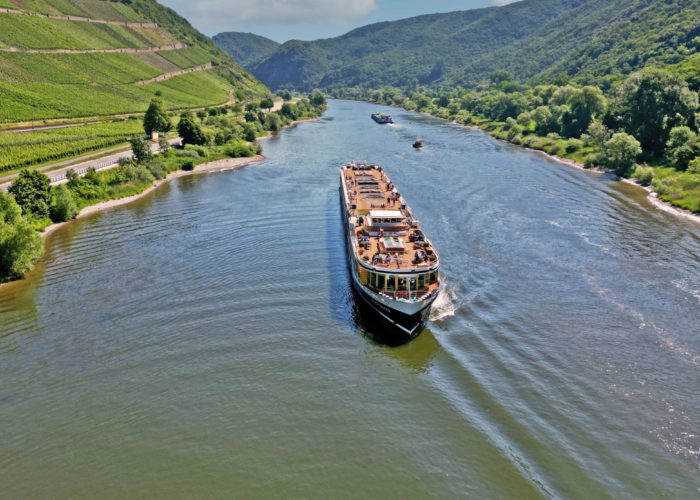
[0,0,267,123]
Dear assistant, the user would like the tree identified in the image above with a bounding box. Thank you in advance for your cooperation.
[603,132,642,176]
[129,136,152,163]
[196,110,207,121]
[242,123,257,142]
[309,93,326,106]
[613,70,699,156]
[0,191,43,281]
[665,126,699,170]
[280,102,298,120]
[260,98,274,110]
[49,184,78,222]
[177,112,207,146]
[142,97,171,136]
[245,102,259,112]
[8,169,51,218]
[569,86,606,137]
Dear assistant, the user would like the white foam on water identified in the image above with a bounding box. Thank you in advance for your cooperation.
[430,280,460,321]
[672,278,700,305]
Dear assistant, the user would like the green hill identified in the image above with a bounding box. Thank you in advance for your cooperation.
[247,0,699,92]
[0,0,267,123]
[213,32,280,69]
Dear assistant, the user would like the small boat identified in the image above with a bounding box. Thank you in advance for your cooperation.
[371,113,393,124]
[340,162,440,338]
[412,139,423,149]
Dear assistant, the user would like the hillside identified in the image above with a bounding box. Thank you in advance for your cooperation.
[212,32,280,69]
[0,0,267,123]
[246,0,699,92]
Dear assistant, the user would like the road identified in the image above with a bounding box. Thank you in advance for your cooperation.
[0,137,181,190]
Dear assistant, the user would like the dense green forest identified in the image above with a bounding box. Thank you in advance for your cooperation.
[237,0,698,93]
[212,32,280,69]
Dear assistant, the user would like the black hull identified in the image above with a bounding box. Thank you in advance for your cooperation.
[349,277,432,342]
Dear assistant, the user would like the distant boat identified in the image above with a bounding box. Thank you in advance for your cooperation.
[371,113,393,124]
[412,139,423,149]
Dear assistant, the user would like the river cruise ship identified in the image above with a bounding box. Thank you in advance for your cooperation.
[340,162,440,337]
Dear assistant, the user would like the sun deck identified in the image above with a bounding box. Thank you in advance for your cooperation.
[341,162,439,274]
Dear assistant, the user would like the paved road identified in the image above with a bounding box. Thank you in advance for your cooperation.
[0,137,181,190]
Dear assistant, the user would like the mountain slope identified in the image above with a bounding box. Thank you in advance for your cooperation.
[0,0,267,123]
[247,0,699,92]
[248,0,587,91]
[213,32,280,69]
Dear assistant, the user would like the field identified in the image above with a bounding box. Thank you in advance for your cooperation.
[0,0,146,21]
[0,13,174,50]
[156,46,212,69]
[0,119,143,171]
[0,52,162,84]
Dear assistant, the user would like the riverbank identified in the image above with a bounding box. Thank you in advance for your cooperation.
[41,155,264,239]
[359,98,700,224]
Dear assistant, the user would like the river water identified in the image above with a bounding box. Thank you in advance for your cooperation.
[1,100,699,498]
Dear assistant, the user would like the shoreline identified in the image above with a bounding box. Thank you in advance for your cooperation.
[456,118,700,225]
[41,155,264,239]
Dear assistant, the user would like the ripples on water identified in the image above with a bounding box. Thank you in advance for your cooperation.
[0,100,699,498]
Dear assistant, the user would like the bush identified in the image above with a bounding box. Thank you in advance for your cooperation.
[688,157,700,174]
[254,142,263,155]
[181,160,195,171]
[146,159,168,180]
[49,184,79,222]
[0,191,44,281]
[226,141,254,158]
[633,165,654,186]
[175,149,199,158]
[8,169,52,218]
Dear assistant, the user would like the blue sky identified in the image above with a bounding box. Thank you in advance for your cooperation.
[159,0,518,43]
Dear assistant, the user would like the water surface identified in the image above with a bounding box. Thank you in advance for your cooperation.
[1,100,699,498]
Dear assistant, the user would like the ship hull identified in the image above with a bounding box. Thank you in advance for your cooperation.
[340,185,437,339]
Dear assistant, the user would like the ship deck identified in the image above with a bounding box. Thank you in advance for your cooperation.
[341,163,439,274]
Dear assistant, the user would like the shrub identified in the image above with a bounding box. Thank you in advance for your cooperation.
[175,149,199,158]
[0,192,44,281]
[129,136,152,163]
[181,160,195,171]
[632,165,654,186]
[8,169,51,218]
[688,157,700,174]
[254,142,263,155]
[84,167,100,184]
[49,184,79,222]
[226,140,255,158]
[146,159,168,180]
[429,255,437,262]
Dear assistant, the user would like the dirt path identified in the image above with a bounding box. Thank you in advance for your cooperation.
[0,43,187,54]
[134,62,213,85]
[0,7,158,27]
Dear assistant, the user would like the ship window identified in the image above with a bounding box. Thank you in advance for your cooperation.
[387,275,396,291]
[430,272,438,284]
[418,274,425,289]
[370,272,377,288]
[397,278,407,291]
[377,273,385,289]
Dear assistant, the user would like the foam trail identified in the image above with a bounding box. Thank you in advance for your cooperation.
[430,280,459,321]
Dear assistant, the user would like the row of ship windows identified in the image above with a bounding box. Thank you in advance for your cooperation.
[356,264,437,291]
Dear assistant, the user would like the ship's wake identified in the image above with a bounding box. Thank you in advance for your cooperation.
[430,281,460,321]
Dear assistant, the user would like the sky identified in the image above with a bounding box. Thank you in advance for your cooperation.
[158,0,519,43]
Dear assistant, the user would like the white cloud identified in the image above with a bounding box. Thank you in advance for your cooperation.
[186,0,377,27]
[490,0,519,4]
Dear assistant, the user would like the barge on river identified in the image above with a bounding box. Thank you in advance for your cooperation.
[371,113,394,124]
[340,162,440,337]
